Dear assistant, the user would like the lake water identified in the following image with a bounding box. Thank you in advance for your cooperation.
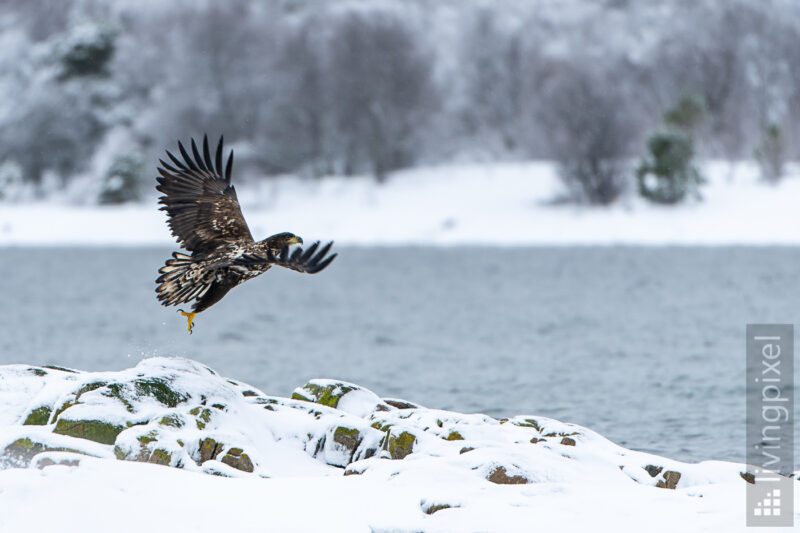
[1,246,797,464]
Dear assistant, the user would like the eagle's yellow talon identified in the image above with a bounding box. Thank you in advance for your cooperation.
[179,310,196,334]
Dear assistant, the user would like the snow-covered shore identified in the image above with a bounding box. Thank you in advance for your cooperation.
[1,161,799,247]
[0,357,790,532]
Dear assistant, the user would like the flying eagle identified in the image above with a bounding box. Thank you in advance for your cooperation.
[155,135,336,333]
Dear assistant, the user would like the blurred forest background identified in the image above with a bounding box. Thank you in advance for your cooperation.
[0,0,798,205]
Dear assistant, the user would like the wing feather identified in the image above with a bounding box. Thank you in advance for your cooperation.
[156,135,254,254]
[235,241,337,275]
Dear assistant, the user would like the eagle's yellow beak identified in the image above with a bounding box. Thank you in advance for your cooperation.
[288,235,303,245]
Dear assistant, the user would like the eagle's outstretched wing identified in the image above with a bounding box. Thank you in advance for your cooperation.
[156,135,253,255]
[236,241,337,274]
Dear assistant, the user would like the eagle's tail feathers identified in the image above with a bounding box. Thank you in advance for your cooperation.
[155,252,207,307]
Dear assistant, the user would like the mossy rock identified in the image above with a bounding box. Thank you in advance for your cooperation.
[198,438,223,463]
[42,365,77,373]
[645,464,663,477]
[656,470,681,489]
[1,438,83,468]
[487,465,529,485]
[512,419,542,431]
[190,407,212,429]
[76,381,108,399]
[292,381,357,409]
[220,447,254,473]
[34,454,83,469]
[137,430,159,446]
[102,384,135,413]
[158,414,184,428]
[333,426,361,453]
[28,368,48,377]
[445,431,464,441]
[383,399,419,410]
[51,400,79,422]
[740,471,755,484]
[423,503,455,515]
[133,377,188,407]
[54,418,124,445]
[386,430,416,460]
[371,420,393,432]
[147,448,173,466]
[23,406,52,426]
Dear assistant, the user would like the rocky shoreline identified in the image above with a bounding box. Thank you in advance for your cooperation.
[0,357,757,495]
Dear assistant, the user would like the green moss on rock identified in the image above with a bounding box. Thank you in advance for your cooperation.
[103,384,135,413]
[158,414,184,428]
[387,430,416,460]
[445,431,464,441]
[371,421,393,432]
[198,438,222,463]
[28,368,47,377]
[148,448,173,466]
[1,438,82,467]
[114,445,126,460]
[42,365,77,373]
[23,406,52,426]
[133,377,188,407]
[76,381,108,399]
[333,426,361,455]
[54,418,124,445]
[293,381,357,408]
[137,430,159,445]
[514,419,541,431]
[191,407,212,429]
[423,503,455,515]
[51,400,79,422]
[221,447,254,473]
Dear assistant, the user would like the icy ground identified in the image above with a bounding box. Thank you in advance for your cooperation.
[0,357,792,532]
[1,161,799,246]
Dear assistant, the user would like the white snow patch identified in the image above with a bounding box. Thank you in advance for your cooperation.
[1,161,799,246]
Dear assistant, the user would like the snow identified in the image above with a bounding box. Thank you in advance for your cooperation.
[1,161,799,246]
[0,456,756,533]
[0,356,795,532]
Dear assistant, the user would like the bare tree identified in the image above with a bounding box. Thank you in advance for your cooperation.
[539,63,637,205]
[265,14,335,176]
[328,9,438,181]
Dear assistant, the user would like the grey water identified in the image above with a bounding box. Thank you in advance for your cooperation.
[1,246,797,464]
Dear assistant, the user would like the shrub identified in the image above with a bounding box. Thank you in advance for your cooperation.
[58,23,116,80]
[754,123,785,184]
[636,131,704,204]
[541,65,635,205]
[98,153,144,204]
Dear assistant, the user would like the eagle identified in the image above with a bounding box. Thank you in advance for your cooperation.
[155,135,336,333]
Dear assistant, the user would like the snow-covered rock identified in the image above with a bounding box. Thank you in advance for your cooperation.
[0,357,793,532]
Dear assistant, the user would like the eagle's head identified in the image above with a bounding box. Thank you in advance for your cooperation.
[263,232,303,253]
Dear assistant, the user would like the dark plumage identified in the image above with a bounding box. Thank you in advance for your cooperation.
[155,135,336,332]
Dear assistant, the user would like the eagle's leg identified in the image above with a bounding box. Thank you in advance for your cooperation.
[178,309,197,334]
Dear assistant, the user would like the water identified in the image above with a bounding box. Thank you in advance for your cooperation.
[1,246,797,464]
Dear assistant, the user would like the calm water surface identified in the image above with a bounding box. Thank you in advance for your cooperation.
[1,246,798,463]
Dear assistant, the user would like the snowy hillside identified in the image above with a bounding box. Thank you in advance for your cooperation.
[1,161,799,246]
[0,356,789,533]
